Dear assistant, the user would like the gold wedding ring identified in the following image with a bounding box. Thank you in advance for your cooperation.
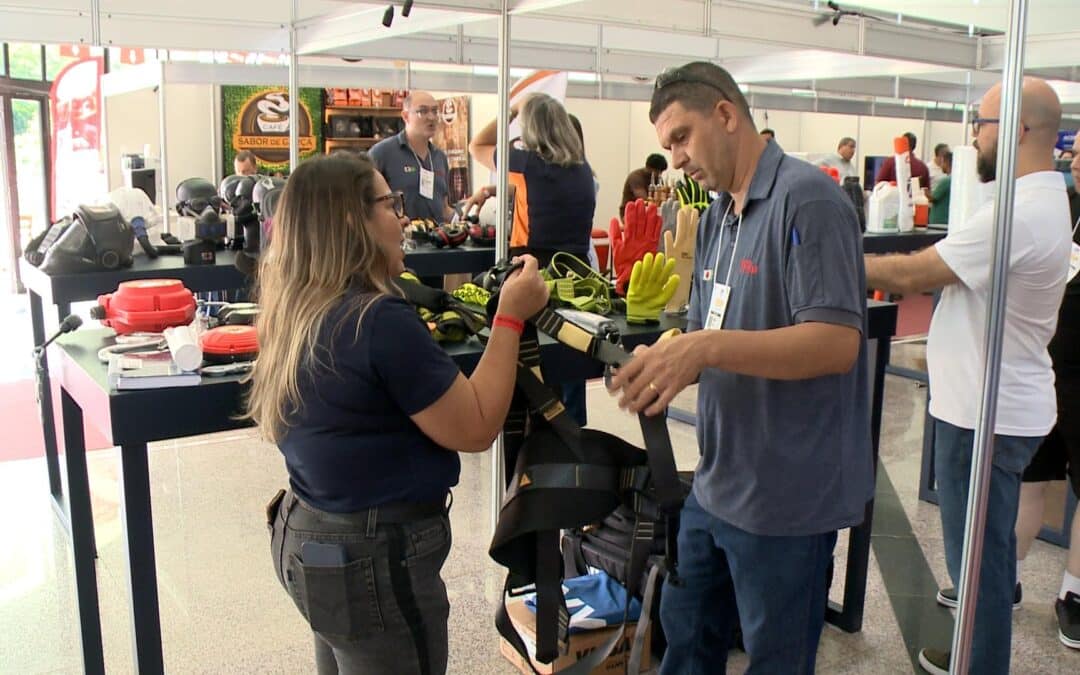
[648,382,659,393]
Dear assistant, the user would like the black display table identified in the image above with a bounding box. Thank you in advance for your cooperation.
[405,241,496,277]
[51,301,895,673]
[863,227,946,254]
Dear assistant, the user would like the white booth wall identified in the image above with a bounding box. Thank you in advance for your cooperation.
[105,83,965,229]
[105,84,217,203]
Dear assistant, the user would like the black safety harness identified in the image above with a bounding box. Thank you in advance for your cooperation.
[484,268,684,674]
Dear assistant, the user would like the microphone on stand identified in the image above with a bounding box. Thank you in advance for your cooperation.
[35,314,83,357]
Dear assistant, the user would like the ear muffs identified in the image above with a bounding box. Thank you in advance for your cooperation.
[468,222,497,246]
[430,222,468,248]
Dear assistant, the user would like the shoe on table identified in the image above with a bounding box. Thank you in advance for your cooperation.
[1057,591,1080,649]
[918,648,949,675]
[936,582,1022,610]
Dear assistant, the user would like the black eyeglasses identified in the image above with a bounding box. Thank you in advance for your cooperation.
[970,117,1031,135]
[375,191,405,218]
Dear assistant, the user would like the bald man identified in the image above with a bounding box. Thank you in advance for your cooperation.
[369,90,453,222]
[866,78,1072,675]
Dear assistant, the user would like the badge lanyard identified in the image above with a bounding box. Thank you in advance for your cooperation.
[410,147,436,201]
[704,199,743,331]
[1068,213,1080,283]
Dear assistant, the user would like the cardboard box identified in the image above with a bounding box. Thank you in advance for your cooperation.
[326,88,349,106]
[499,599,650,674]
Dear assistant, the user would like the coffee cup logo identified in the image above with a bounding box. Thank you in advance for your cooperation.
[256,93,291,132]
[233,90,316,164]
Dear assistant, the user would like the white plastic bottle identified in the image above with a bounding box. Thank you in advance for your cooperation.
[894,136,914,232]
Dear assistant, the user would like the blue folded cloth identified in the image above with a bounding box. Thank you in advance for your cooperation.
[524,571,642,633]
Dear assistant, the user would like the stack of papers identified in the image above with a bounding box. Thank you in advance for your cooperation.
[107,353,201,390]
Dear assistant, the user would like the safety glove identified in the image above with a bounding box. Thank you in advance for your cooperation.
[610,198,661,296]
[675,175,710,210]
[663,206,699,313]
[625,252,679,324]
[660,198,679,245]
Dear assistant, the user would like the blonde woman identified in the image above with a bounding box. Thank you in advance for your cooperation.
[249,153,548,674]
[466,93,597,268]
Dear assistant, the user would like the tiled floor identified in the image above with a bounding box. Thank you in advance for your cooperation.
[1,328,1079,672]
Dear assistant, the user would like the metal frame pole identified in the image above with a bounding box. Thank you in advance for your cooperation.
[289,0,300,171]
[950,1,1028,672]
[157,60,170,231]
[961,71,973,146]
[491,0,511,535]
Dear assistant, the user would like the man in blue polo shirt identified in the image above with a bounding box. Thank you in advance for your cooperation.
[609,61,871,673]
[369,90,453,223]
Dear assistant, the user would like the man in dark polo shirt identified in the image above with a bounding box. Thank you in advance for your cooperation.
[609,61,872,673]
[369,90,453,222]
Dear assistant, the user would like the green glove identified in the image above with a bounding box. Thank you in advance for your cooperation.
[675,175,711,210]
[664,206,699,313]
[626,252,679,324]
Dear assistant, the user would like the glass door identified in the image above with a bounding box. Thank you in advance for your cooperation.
[0,95,49,293]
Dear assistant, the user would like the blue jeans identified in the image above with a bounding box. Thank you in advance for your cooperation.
[933,418,1041,675]
[659,492,837,675]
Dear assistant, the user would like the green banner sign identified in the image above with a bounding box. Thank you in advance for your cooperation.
[222,85,322,174]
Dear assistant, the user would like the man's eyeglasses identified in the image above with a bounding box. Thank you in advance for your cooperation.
[970,117,1031,135]
[411,106,439,117]
[375,191,405,218]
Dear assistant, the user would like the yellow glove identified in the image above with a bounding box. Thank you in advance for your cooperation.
[626,252,679,324]
[663,206,699,313]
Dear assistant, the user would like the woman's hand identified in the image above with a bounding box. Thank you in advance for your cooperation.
[497,255,549,321]
[463,185,494,217]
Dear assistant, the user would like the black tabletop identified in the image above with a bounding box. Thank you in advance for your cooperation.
[863,228,946,255]
[20,251,248,306]
[21,242,498,307]
[405,241,496,277]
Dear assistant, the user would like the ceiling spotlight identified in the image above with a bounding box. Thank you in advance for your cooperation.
[382,4,394,27]
[402,0,413,17]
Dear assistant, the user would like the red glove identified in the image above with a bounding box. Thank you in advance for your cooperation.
[610,199,661,295]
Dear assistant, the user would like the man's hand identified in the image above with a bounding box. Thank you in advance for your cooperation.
[608,332,706,417]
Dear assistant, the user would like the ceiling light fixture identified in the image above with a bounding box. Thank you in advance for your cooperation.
[382,4,394,27]
[402,0,414,17]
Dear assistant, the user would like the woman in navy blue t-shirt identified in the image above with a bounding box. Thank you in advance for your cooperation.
[467,93,597,267]
[248,154,548,674]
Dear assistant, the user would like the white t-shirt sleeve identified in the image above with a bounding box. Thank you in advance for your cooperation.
[935,208,1032,293]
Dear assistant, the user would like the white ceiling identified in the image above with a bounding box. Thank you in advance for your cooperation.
[3,0,1080,116]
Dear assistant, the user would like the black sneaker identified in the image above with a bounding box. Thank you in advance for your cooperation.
[918,647,949,675]
[1056,591,1080,649]
[936,582,1022,610]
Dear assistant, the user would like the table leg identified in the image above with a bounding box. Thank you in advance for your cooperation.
[117,442,164,674]
[60,388,105,674]
[31,289,64,505]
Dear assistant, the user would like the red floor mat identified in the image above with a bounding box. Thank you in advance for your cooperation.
[0,379,111,462]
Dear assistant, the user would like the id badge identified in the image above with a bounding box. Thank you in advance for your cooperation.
[705,282,731,330]
[1069,242,1080,283]
[419,167,435,200]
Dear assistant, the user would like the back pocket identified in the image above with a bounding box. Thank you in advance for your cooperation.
[287,554,385,636]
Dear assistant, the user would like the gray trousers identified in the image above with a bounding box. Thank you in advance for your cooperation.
[267,490,452,675]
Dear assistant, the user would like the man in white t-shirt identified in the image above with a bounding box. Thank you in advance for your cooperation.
[865,77,1072,675]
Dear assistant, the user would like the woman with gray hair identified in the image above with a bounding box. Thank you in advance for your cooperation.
[466,93,596,268]
[467,93,597,428]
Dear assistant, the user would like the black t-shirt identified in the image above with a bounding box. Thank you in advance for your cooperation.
[278,293,461,513]
[497,147,596,261]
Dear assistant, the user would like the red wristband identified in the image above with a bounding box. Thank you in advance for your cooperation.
[493,314,525,336]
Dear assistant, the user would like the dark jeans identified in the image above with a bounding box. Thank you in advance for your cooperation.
[267,490,452,675]
[933,418,1041,675]
[659,491,836,675]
